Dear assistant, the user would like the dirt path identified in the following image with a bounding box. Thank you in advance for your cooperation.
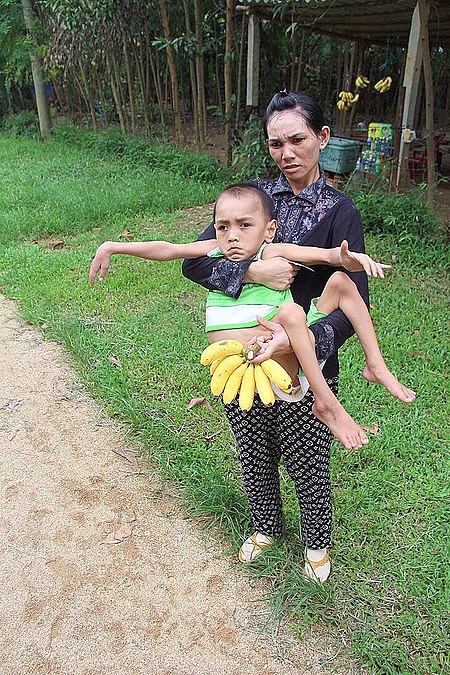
[0,294,348,675]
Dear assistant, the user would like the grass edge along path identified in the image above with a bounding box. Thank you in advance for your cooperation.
[0,133,449,674]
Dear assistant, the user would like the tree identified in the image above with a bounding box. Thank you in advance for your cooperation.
[20,0,51,138]
[159,0,184,145]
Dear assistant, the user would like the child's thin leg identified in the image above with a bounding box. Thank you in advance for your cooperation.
[275,303,368,450]
[316,272,415,403]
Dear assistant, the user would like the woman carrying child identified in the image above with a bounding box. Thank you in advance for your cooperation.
[182,91,414,581]
[91,91,415,583]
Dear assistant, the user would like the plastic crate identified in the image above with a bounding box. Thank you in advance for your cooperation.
[320,137,360,174]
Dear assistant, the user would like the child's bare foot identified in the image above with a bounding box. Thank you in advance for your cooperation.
[363,364,416,403]
[312,399,368,450]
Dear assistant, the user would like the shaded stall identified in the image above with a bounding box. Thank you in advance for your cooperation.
[236,0,450,201]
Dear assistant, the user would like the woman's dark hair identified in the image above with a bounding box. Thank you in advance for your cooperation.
[213,183,275,221]
[262,90,326,137]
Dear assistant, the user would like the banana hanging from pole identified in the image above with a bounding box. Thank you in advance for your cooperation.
[374,76,392,93]
[355,75,370,89]
[336,90,360,111]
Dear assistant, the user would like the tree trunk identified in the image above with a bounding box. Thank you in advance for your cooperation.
[122,31,137,134]
[134,43,151,136]
[182,0,199,143]
[294,30,306,92]
[107,52,127,133]
[224,0,234,165]
[214,19,223,116]
[20,0,51,139]
[194,0,207,147]
[159,0,185,145]
[150,48,165,128]
[77,58,98,132]
[235,13,246,128]
[345,41,357,131]
[348,42,362,131]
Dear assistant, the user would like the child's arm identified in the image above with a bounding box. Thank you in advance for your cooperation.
[262,240,391,278]
[89,239,216,287]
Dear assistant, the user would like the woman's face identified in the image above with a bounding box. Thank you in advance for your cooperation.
[266,110,330,193]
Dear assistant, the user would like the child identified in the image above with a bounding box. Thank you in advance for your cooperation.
[90,183,415,452]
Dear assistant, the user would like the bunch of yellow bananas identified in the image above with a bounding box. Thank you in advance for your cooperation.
[200,339,292,411]
[374,76,392,93]
[355,75,370,89]
[337,91,360,111]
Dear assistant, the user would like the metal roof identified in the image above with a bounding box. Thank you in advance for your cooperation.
[236,1,450,47]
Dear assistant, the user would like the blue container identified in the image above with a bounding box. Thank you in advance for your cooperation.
[320,137,360,174]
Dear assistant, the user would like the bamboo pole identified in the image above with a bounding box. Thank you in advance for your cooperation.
[224,0,234,166]
[418,0,435,204]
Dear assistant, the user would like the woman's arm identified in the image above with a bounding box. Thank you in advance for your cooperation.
[90,238,216,286]
[182,221,253,297]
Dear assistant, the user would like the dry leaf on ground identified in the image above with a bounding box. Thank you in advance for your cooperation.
[107,356,121,367]
[101,525,133,545]
[112,448,139,468]
[33,239,64,250]
[187,396,212,410]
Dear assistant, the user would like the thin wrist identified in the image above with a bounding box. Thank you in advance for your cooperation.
[328,247,340,266]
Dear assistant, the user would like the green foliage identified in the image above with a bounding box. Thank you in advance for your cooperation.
[349,186,443,239]
[52,124,230,183]
[0,0,32,89]
[1,110,39,136]
[231,117,277,181]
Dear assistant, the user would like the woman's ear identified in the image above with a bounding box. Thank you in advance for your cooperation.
[265,219,277,242]
[318,126,330,150]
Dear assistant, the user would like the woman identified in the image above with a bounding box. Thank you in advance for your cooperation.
[182,91,369,582]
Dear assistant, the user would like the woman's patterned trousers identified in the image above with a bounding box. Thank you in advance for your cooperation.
[224,377,338,549]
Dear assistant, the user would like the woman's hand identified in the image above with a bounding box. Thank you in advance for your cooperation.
[340,240,391,278]
[244,257,299,290]
[89,242,113,287]
[246,316,291,362]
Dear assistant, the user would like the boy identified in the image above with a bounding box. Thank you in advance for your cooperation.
[90,183,415,451]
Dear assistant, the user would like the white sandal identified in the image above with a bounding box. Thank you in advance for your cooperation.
[304,549,331,583]
[238,532,273,563]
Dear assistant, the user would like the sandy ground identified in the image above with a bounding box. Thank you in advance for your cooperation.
[0,294,354,675]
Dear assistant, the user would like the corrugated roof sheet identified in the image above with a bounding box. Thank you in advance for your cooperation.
[236,1,450,47]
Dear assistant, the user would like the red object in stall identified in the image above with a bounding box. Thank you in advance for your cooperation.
[407,133,444,182]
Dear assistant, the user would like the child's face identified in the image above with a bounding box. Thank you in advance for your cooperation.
[214,193,276,261]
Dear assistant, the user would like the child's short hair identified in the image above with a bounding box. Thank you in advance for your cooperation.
[213,183,275,222]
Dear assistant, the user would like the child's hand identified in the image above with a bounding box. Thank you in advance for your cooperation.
[89,243,112,287]
[340,240,391,278]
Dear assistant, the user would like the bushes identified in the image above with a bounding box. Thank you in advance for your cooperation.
[230,117,277,181]
[51,124,230,183]
[1,110,39,137]
[350,186,442,239]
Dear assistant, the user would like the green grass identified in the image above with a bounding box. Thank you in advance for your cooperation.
[0,133,448,674]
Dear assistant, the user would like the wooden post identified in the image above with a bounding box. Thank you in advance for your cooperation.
[246,14,260,112]
[397,0,428,187]
[418,0,435,204]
